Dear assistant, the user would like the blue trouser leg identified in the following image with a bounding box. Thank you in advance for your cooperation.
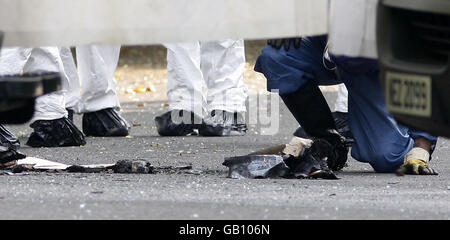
[255,36,438,173]
[339,70,413,172]
[333,57,438,172]
[255,35,340,95]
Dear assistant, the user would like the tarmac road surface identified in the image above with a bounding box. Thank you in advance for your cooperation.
[1,93,449,220]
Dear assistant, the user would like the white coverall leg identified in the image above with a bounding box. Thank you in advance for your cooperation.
[201,40,247,114]
[64,45,121,114]
[0,47,70,121]
[165,42,207,118]
[334,83,348,113]
[59,47,81,112]
[165,39,247,118]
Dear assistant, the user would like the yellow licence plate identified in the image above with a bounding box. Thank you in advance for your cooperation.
[385,72,432,117]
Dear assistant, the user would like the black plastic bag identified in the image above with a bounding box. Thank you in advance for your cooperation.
[155,110,201,136]
[27,117,86,148]
[199,110,247,136]
[83,108,130,137]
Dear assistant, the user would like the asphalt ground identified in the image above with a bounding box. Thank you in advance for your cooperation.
[1,92,450,220]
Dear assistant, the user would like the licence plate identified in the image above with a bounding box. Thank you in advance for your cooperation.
[385,72,432,117]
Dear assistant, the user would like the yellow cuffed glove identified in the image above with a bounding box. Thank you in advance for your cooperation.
[396,148,438,176]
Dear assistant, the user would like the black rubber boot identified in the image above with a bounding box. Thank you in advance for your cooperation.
[0,125,25,169]
[0,147,26,169]
[155,110,202,136]
[26,117,86,148]
[67,109,74,122]
[82,108,130,137]
[294,111,355,147]
[0,124,20,150]
[332,112,354,146]
[199,110,247,136]
[281,81,348,171]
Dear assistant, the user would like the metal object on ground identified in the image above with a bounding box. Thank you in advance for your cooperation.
[223,155,290,179]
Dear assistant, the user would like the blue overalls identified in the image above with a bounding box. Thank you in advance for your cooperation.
[255,35,437,173]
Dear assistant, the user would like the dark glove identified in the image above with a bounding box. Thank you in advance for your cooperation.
[284,139,339,179]
[267,38,302,51]
[320,129,349,171]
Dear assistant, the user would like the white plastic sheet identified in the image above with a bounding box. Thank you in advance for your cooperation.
[18,157,70,170]
[17,157,115,170]
[0,0,329,47]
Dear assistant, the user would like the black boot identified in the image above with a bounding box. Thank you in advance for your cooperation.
[26,117,86,147]
[199,110,247,136]
[67,108,74,122]
[155,110,202,136]
[82,108,130,137]
[0,124,20,150]
[332,112,354,145]
[294,111,355,146]
[281,81,348,171]
[0,147,26,169]
[0,125,25,169]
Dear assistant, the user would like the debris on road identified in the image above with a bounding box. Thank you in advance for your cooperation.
[223,137,339,180]
[67,164,116,173]
[133,85,155,94]
[153,165,195,174]
[2,157,197,176]
[387,182,400,185]
[11,164,34,173]
[134,85,147,93]
[113,160,154,174]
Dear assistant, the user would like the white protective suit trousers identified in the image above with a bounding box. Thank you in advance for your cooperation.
[334,84,348,113]
[0,47,70,121]
[64,45,121,114]
[165,40,248,118]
